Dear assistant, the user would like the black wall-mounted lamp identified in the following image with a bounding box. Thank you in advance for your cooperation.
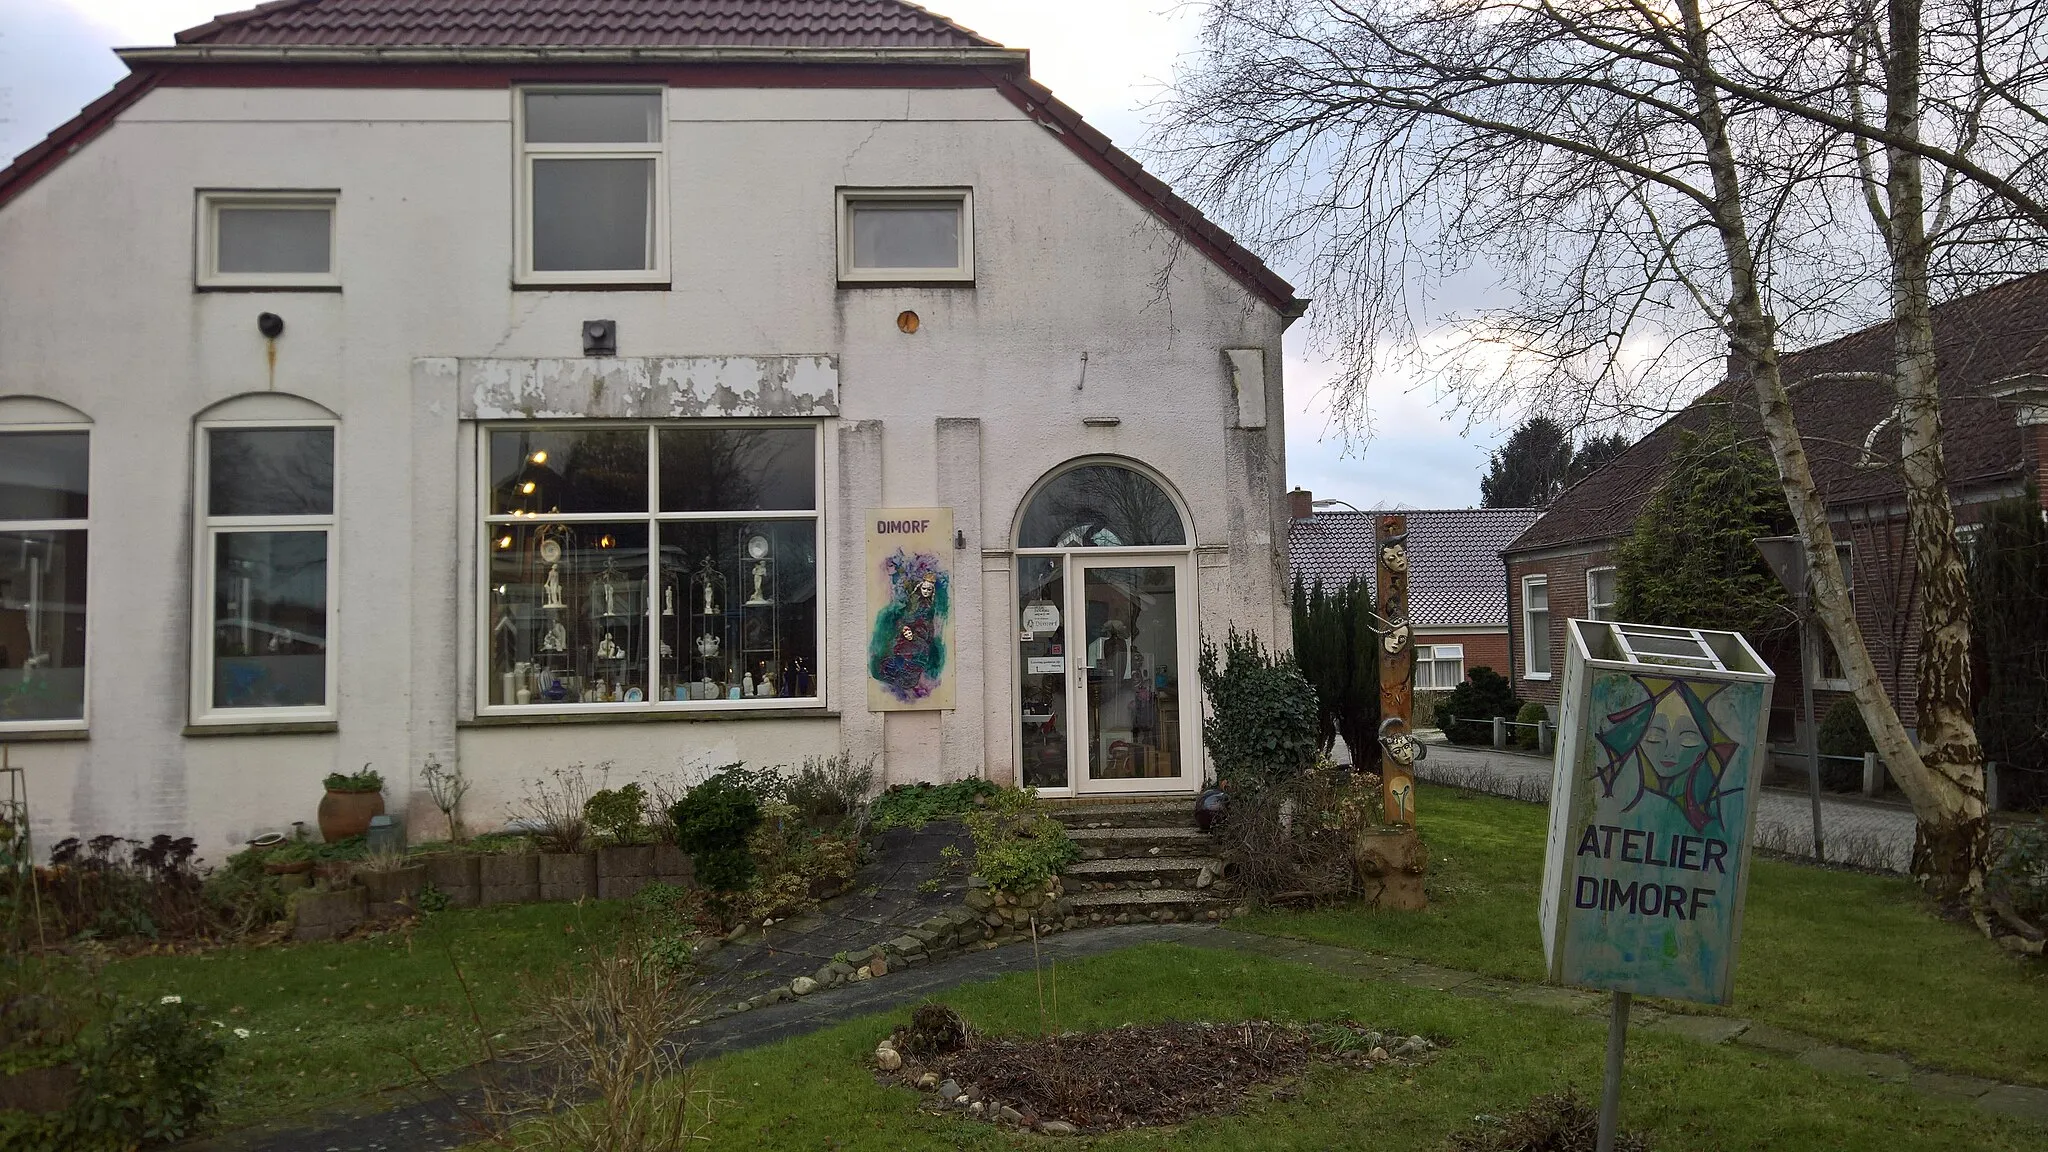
[257,312,285,338]
[582,319,617,357]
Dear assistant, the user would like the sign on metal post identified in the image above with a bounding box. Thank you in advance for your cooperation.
[1538,619,1774,1151]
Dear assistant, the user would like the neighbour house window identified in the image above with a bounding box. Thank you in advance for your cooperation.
[838,189,973,282]
[0,430,89,727]
[1586,567,1617,621]
[1415,644,1465,690]
[197,191,338,288]
[196,425,337,720]
[1523,576,1552,677]
[518,89,667,283]
[483,424,821,711]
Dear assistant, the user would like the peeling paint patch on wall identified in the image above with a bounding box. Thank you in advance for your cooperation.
[454,356,839,420]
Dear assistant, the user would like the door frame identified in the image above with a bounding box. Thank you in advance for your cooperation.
[1011,547,1200,797]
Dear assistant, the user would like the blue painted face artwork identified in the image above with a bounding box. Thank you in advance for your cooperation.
[1559,671,1765,1004]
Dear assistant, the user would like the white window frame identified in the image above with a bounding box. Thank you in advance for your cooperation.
[1415,643,1466,690]
[191,419,340,725]
[837,187,975,283]
[514,87,670,287]
[475,420,827,715]
[1523,575,1552,679]
[0,424,90,734]
[1812,542,1855,691]
[195,190,339,289]
[1586,566,1618,622]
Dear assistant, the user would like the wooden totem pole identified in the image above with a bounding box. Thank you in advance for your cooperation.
[1358,513,1428,909]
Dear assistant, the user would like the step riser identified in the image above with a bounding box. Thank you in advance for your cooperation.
[1052,808,1199,830]
[1075,840,1211,859]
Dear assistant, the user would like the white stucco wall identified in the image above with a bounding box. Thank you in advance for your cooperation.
[0,78,1291,856]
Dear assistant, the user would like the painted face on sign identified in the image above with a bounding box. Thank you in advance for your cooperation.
[1642,694,1708,777]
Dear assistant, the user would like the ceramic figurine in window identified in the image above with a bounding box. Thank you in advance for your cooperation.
[701,577,718,615]
[540,619,568,653]
[542,564,566,610]
[597,632,624,660]
[742,672,755,696]
[696,632,720,659]
[663,585,675,617]
[758,668,775,697]
[600,571,620,617]
[746,559,771,606]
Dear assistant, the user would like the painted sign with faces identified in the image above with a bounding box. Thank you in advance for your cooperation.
[1539,619,1774,1005]
[866,509,956,711]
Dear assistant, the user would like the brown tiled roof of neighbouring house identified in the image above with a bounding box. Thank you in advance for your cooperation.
[1506,271,2048,556]
[1291,507,1542,627]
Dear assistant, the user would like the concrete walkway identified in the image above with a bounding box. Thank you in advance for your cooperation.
[183,919,2045,1149]
[1415,742,1920,873]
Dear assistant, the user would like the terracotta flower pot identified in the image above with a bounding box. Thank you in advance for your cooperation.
[262,858,313,876]
[318,788,385,842]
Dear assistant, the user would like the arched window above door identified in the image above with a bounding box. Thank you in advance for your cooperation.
[1017,462,1187,550]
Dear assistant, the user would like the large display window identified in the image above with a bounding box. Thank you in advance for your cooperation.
[0,430,89,727]
[482,423,820,711]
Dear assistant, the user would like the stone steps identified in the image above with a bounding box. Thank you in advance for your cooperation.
[1065,825,1214,859]
[1063,855,1226,892]
[1047,800,1198,830]
[1066,887,1225,923]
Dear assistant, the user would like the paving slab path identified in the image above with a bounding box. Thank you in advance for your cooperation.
[180,918,2045,1150]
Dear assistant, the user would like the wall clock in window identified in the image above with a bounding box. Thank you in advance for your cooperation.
[746,534,771,560]
[540,538,562,564]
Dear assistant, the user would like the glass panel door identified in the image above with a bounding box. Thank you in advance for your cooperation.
[1075,560,1189,793]
[1016,556,1070,789]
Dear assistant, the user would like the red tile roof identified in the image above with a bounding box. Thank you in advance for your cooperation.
[1506,271,2048,555]
[174,0,998,49]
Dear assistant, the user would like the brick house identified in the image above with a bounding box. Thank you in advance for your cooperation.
[1502,272,2048,754]
[1288,493,1540,694]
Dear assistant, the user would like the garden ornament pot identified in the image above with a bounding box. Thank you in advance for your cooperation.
[318,786,386,842]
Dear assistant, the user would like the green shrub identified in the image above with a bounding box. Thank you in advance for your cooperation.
[776,753,876,831]
[321,765,383,794]
[1291,574,1380,759]
[1816,697,1877,792]
[668,770,763,892]
[868,778,998,831]
[1198,628,1319,794]
[1434,666,1521,745]
[583,782,649,844]
[963,789,1079,895]
[1989,819,2048,923]
[56,997,227,1149]
[1515,702,1548,751]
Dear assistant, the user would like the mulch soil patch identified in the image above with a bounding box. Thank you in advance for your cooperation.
[882,1007,1436,1133]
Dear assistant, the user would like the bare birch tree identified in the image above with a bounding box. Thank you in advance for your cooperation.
[1155,0,2048,907]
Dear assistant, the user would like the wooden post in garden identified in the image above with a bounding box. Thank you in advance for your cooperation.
[1355,513,1427,910]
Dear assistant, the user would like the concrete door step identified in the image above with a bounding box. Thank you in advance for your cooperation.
[1067,887,1224,921]
[1065,825,1214,859]
[1048,800,1198,829]
[1063,855,1224,891]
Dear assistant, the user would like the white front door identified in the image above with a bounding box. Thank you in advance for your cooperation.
[1013,553,1197,795]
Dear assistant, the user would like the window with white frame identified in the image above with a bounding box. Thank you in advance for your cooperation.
[197,191,338,288]
[838,189,973,282]
[517,89,667,283]
[1415,643,1466,690]
[1523,576,1552,677]
[1586,566,1618,621]
[196,425,336,720]
[0,430,89,726]
[483,424,821,711]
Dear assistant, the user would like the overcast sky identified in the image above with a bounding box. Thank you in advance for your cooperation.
[0,0,1514,509]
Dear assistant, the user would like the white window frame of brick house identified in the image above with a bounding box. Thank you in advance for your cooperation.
[514,87,670,287]
[1586,566,1618,622]
[1416,643,1466,690]
[1523,575,1552,679]
[1813,543,1855,691]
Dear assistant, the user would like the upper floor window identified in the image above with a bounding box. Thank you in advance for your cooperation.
[195,424,337,722]
[517,89,667,285]
[1586,567,1617,622]
[838,189,973,283]
[0,430,89,727]
[198,191,337,289]
[1523,575,1552,677]
[1415,643,1465,690]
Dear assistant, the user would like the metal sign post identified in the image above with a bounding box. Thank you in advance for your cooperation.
[1754,536,1828,860]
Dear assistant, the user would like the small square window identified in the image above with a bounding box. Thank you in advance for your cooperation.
[838,189,973,282]
[197,192,337,288]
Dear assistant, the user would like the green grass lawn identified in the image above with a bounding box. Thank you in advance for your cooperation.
[684,943,2035,1151]
[93,900,625,1128]
[1236,784,2048,1086]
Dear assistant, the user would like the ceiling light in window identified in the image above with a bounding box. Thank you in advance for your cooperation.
[530,450,548,464]
[521,481,537,494]
[599,534,615,548]
[496,535,513,550]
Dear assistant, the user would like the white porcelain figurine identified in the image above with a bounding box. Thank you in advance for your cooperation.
[542,564,566,609]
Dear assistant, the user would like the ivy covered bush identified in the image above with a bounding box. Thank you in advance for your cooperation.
[1197,628,1319,794]
[1434,667,1521,745]
[667,768,763,893]
[1514,702,1549,751]
[962,788,1078,895]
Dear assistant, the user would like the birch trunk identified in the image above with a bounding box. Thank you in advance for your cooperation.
[1881,0,1989,899]
[1677,0,1977,899]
